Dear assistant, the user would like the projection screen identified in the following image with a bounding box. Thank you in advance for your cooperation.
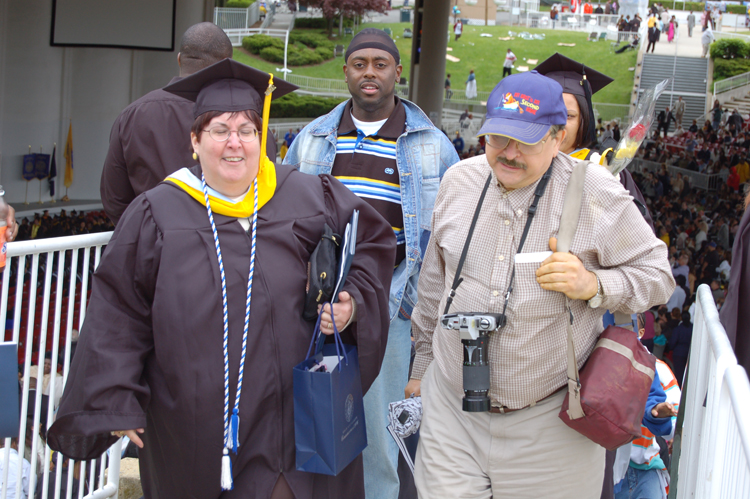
[51,0,176,51]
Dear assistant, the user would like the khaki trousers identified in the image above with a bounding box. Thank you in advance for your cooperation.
[414,364,605,499]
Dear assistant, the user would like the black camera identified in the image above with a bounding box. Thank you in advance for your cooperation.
[440,313,505,412]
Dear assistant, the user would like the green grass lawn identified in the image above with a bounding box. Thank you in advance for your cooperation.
[233,23,637,104]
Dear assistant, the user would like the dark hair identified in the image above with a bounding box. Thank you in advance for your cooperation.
[191,110,262,143]
[681,311,692,324]
[572,94,593,150]
[179,22,233,76]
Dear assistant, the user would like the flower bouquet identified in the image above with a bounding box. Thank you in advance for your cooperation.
[606,78,671,176]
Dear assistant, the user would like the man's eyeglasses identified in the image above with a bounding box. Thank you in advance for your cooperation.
[485,134,550,155]
[203,127,259,143]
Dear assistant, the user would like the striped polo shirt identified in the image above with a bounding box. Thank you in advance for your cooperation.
[332,98,406,266]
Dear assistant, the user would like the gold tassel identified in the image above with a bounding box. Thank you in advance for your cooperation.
[260,74,276,172]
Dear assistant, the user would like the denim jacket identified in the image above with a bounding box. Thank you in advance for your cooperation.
[283,99,459,321]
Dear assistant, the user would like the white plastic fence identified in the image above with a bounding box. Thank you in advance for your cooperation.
[676,284,750,498]
[213,4,261,30]
[222,27,289,46]
[525,11,622,30]
[714,30,750,42]
[714,70,750,97]
[629,158,727,191]
[284,74,411,99]
[0,232,122,499]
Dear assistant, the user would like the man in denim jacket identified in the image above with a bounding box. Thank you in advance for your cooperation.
[284,28,458,499]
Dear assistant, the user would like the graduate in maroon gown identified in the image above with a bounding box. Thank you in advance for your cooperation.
[48,59,396,499]
[720,192,750,373]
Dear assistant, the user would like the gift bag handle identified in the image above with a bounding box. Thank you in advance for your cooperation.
[304,302,349,370]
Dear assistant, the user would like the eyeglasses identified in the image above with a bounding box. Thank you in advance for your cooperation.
[485,134,550,156]
[203,127,259,143]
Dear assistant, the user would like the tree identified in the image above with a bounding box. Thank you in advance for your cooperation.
[299,0,389,36]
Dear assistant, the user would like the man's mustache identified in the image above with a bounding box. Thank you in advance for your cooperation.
[495,157,527,170]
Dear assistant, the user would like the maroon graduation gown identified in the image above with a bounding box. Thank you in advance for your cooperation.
[49,164,396,499]
[720,202,750,373]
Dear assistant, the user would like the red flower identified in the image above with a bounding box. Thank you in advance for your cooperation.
[629,124,646,141]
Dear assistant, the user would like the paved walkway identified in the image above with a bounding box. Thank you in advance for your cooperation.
[649,12,705,58]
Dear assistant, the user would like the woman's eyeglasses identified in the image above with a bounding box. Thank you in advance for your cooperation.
[203,127,259,143]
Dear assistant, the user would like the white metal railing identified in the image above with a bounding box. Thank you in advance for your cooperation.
[525,11,623,30]
[259,1,277,30]
[592,103,632,125]
[676,284,750,498]
[714,70,750,96]
[223,27,289,46]
[0,232,123,499]
[284,74,411,99]
[714,30,750,42]
[629,158,727,190]
[213,4,260,30]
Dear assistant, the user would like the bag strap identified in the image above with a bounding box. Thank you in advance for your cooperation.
[557,160,589,420]
[443,173,493,315]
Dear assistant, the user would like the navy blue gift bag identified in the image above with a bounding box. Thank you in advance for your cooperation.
[294,310,367,476]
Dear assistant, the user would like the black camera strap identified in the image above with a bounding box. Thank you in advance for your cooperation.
[444,173,493,315]
[500,166,553,320]
[443,165,553,316]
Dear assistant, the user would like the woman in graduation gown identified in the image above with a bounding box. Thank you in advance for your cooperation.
[534,53,655,233]
[47,59,396,499]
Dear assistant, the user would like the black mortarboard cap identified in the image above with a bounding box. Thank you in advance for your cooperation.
[163,58,298,119]
[534,53,613,147]
[533,53,613,98]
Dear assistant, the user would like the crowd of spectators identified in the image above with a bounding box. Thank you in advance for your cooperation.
[624,107,749,384]
[14,209,114,242]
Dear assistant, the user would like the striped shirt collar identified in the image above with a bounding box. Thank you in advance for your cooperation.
[338,97,406,139]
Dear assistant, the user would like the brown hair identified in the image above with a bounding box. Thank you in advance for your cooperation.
[191,109,262,142]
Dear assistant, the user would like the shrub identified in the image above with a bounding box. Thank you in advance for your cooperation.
[245,29,337,66]
[714,58,750,81]
[242,34,285,54]
[314,45,334,60]
[289,31,335,50]
[648,0,747,14]
[727,4,746,14]
[647,0,704,12]
[259,46,285,63]
[710,38,750,59]
[270,94,345,118]
[225,0,254,7]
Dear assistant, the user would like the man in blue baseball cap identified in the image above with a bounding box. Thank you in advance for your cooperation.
[405,71,674,497]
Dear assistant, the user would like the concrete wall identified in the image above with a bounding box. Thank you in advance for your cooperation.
[0,0,210,205]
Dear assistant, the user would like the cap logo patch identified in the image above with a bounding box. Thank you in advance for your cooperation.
[497,92,542,115]
[497,93,523,114]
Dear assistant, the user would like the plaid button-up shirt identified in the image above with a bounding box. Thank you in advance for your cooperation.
[412,153,674,409]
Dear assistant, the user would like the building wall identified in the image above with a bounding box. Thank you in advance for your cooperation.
[0,0,208,205]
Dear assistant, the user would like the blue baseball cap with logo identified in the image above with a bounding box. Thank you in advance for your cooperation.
[477,71,568,145]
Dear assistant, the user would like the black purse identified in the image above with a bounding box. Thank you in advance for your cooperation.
[303,224,341,321]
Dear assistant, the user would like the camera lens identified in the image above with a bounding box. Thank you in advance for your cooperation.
[462,334,491,412]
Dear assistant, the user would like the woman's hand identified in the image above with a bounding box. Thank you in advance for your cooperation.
[318,291,353,335]
[111,428,145,448]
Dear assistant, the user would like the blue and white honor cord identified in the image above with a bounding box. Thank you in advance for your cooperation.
[201,174,258,491]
